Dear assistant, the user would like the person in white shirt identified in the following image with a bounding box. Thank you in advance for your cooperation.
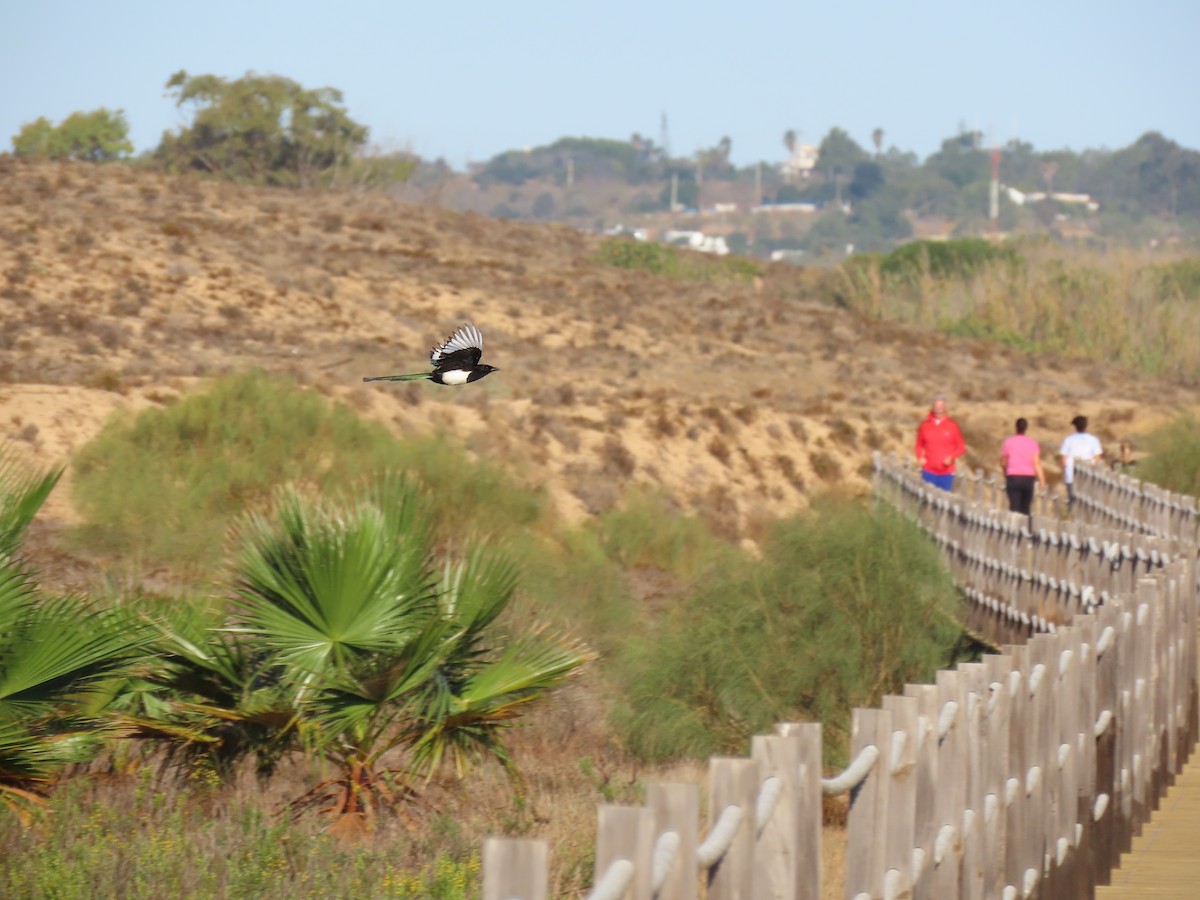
[1061,415,1103,506]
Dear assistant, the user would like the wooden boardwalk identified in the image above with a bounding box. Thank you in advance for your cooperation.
[1097,738,1200,897]
[1097,632,1200,900]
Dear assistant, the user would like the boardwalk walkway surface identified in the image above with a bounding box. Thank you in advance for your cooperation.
[1097,629,1200,900]
[1097,738,1200,898]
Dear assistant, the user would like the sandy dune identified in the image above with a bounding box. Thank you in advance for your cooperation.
[2,157,1194,568]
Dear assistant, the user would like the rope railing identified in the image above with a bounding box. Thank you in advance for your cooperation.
[483,452,1199,900]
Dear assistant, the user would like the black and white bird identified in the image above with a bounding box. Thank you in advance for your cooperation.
[363,323,498,386]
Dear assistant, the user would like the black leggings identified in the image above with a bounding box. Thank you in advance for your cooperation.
[1006,475,1037,515]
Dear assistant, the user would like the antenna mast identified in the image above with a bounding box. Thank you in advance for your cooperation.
[989,145,1001,232]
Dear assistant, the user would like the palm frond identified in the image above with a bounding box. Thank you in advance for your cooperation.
[437,548,518,635]
[0,445,62,560]
[233,488,438,676]
[0,597,150,717]
[101,599,300,778]
[403,630,593,779]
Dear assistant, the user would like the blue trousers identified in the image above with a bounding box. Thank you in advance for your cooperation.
[921,470,955,492]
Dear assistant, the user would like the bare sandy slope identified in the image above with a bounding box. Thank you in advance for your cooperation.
[2,157,1194,568]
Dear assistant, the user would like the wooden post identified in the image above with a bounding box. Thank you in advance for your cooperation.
[595,805,656,899]
[982,653,1014,898]
[956,662,988,900]
[750,734,803,899]
[1002,644,1030,895]
[646,783,700,900]
[1130,581,1156,835]
[1051,627,1083,898]
[483,837,548,900]
[1114,596,1137,854]
[933,671,965,897]
[1092,601,1119,884]
[1073,616,1099,900]
[765,723,824,900]
[707,757,758,900]
[904,683,939,899]
[844,707,892,900]
[1027,638,1056,897]
[881,695,920,899]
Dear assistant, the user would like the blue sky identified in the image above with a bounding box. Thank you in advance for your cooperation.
[3,1,1197,169]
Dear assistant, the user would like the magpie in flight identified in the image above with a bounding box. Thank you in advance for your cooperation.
[363,323,498,385]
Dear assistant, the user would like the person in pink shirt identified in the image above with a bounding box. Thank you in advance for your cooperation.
[1000,418,1046,516]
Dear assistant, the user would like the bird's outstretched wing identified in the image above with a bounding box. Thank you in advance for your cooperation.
[430,323,484,370]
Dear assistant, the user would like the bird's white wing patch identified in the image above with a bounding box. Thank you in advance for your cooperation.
[431,323,484,364]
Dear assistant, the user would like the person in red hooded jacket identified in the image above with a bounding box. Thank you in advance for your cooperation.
[914,394,966,491]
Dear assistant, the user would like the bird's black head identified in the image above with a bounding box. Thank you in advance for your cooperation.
[471,364,499,382]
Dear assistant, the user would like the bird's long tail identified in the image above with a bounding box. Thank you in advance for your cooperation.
[362,373,432,383]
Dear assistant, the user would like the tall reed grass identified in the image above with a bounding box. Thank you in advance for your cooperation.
[833,240,1200,383]
[1136,415,1200,496]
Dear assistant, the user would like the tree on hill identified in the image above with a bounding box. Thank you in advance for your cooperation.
[848,161,885,200]
[924,129,989,189]
[154,70,368,187]
[815,127,870,178]
[474,136,661,187]
[11,108,133,161]
[1096,132,1200,220]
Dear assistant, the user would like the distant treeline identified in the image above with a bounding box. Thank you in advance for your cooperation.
[9,70,1200,249]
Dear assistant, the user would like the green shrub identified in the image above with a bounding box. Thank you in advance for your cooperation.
[1137,415,1200,497]
[70,371,545,573]
[592,489,734,582]
[380,432,546,542]
[610,498,962,766]
[594,238,761,282]
[506,526,638,658]
[877,237,1021,282]
[11,108,133,161]
[1148,257,1200,301]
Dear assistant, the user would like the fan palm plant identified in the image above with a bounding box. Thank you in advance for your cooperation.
[230,477,591,833]
[0,449,148,822]
[100,599,299,780]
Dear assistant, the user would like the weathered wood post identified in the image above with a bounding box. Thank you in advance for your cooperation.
[706,757,758,899]
[483,837,548,900]
[756,723,823,900]
[982,653,1014,898]
[843,707,891,900]
[595,805,656,899]
[932,671,965,897]
[645,783,699,900]
[904,683,939,899]
[955,662,988,900]
[1002,644,1030,895]
[881,695,920,899]
[1073,616,1099,900]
